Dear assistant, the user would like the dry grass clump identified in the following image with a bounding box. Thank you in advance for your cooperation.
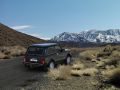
[105,65,115,70]
[96,61,105,68]
[48,65,71,80]
[80,50,100,60]
[71,68,98,76]
[96,46,120,69]
[0,45,26,59]
[71,58,98,76]
[109,50,120,59]
[12,46,26,55]
[72,59,85,70]
[97,52,111,58]
[105,59,118,67]
[0,52,6,59]
[10,46,26,56]
[102,68,120,87]
[70,48,82,56]
[82,68,99,76]
[97,45,113,58]
[96,58,118,68]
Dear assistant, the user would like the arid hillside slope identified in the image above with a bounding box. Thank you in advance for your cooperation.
[0,23,45,46]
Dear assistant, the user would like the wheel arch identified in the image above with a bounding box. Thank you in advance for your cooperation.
[47,58,55,66]
[67,53,72,58]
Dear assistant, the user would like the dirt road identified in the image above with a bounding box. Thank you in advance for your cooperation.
[0,57,101,90]
[0,57,46,88]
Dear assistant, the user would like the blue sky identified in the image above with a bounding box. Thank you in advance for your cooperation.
[1,0,120,39]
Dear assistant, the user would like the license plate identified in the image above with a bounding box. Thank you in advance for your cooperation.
[30,58,37,62]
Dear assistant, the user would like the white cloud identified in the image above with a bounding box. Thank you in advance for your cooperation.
[30,34,50,40]
[11,25,50,40]
[11,25,31,30]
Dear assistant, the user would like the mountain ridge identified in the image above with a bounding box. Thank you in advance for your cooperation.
[52,29,120,43]
[0,23,45,46]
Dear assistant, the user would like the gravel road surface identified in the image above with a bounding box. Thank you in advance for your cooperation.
[0,57,46,89]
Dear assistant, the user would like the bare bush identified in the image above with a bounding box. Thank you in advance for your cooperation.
[80,50,100,60]
[10,45,26,56]
[0,52,6,59]
[0,45,26,59]
[72,59,85,70]
[48,65,71,80]
[96,58,118,68]
[71,68,98,76]
[102,68,120,86]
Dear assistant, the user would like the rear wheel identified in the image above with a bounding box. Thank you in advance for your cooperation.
[65,56,71,65]
[48,61,55,69]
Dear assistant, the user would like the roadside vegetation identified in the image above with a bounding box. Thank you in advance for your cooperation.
[48,65,71,80]
[79,45,120,90]
[0,45,26,59]
[1,44,120,90]
[47,45,120,90]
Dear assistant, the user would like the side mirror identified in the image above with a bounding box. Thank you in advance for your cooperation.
[65,49,70,51]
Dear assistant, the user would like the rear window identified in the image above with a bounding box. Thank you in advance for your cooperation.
[27,46,44,54]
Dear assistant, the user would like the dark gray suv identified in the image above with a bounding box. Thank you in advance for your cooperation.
[23,43,72,69]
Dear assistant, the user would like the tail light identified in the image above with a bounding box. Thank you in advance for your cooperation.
[40,57,45,64]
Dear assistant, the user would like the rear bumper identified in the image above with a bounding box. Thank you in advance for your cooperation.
[23,62,46,67]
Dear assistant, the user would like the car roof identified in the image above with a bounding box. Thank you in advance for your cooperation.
[30,43,57,48]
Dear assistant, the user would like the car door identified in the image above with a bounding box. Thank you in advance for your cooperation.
[55,45,66,61]
[45,46,61,63]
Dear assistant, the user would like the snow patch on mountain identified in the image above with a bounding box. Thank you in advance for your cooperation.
[52,29,120,43]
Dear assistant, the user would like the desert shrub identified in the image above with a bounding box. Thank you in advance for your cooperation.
[97,52,112,58]
[82,68,99,76]
[109,50,120,59]
[0,46,26,59]
[10,49,24,56]
[112,45,120,51]
[102,68,120,87]
[10,45,26,56]
[0,47,10,54]
[4,51,11,55]
[3,55,11,59]
[48,65,71,80]
[105,65,115,70]
[105,59,118,67]
[97,45,113,58]
[96,58,119,68]
[96,61,105,68]
[103,45,113,52]
[5,45,26,57]
[0,52,6,59]
[80,50,100,60]
[70,48,86,57]
[71,68,98,76]
[72,59,85,70]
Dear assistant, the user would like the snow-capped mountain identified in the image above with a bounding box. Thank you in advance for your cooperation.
[52,29,120,43]
[52,32,88,42]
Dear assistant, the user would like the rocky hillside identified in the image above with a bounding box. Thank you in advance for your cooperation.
[52,29,120,43]
[0,23,45,47]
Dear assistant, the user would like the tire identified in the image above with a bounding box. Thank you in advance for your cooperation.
[48,61,55,69]
[65,56,71,65]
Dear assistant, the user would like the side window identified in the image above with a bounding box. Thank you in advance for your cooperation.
[46,46,56,55]
[55,45,61,52]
